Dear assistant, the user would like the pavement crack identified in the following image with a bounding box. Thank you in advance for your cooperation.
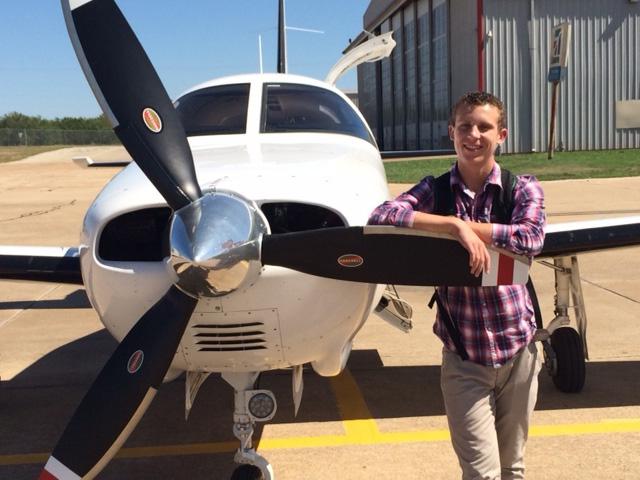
[0,199,77,223]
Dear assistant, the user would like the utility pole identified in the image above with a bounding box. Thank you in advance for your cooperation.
[547,22,571,159]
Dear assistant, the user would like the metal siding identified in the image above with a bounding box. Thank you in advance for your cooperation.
[484,0,640,153]
[450,0,479,101]
[484,1,532,153]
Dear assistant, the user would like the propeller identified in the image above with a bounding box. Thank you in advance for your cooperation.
[46,0,530,478]
[41,1,202,478]
[40,286,197,480]
[62,0,201,211]
[262,226,530,287]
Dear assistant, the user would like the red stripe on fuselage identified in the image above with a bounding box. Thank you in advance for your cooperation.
[497,254,514,285]
[38,469,58,480]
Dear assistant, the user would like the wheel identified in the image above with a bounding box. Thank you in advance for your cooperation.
[550,327,585,393]
[230,464,264,480]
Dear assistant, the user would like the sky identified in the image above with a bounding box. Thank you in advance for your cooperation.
[0,0,370,119]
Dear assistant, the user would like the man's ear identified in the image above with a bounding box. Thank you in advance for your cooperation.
[497,127,508,144]
[448,124,454,141]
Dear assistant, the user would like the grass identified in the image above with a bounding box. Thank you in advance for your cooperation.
[1,146,639,183]
[0,145,70,164]
[384,149,640,183]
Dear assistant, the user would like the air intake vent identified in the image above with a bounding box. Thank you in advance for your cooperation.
[260,202,345,234]
[192,322,267,352]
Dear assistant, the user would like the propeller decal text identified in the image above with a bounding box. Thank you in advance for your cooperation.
[337,254,364,268]
[142,107,163,133]
[127,350,145,374]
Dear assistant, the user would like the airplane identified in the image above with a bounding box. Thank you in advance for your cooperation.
[1,0,640,479]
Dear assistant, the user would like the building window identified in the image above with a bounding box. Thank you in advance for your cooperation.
[358,61,378,142]
[432,0,450,149]
[404,3,418,150]
[392,10,405,150]
[358,0,450,151]
[417,0,432,149]
[380,19,394,150]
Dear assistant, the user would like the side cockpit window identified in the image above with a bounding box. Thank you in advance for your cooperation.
[175,83,250,136]
[261,83,374,145]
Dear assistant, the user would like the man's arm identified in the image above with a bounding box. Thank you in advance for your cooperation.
[413,212,491,277]
[467,176,546,257]
[492,176,546,256]
[368,176,432,228]
[368,176,490,277]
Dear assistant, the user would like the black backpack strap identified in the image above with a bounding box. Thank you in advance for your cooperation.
[428,288,470,361]
[432,171,456,216]
[431,171,468,360]
[492,168,517,223]
[525,276,544,330]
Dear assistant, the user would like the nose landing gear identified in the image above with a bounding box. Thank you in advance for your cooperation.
[222,372,277,480]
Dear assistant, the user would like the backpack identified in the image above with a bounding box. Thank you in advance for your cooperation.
[428,167,540,360]
[431,167,517,222]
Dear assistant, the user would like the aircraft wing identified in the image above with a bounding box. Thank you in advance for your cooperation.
[0,246,83,284]
[539,216,640,259]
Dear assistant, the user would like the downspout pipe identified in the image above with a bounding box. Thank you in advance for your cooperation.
[529,0,537,152]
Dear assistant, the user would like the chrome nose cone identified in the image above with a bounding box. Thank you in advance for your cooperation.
[169,191,267,297]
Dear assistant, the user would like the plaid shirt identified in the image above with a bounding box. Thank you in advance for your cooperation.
[369,163,546,367]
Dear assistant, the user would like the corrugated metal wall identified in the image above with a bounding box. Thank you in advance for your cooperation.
[484,0,640,153]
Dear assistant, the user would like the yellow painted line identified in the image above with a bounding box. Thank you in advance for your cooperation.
[329,368,380,441]
[3,419,640,466]
[3,365,640,468]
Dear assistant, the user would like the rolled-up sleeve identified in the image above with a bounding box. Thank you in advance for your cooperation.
[492,175,546,257]
[368,176,435,227]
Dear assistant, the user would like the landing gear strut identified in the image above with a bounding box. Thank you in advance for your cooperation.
[222,372,277,480]
[535,255,588,392]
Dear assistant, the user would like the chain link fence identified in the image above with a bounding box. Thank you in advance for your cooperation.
[0,128,118,146]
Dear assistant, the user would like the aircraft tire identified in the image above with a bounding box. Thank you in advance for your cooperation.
[230,464,264,480]
[550,327,586,393]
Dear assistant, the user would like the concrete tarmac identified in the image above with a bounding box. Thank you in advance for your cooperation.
[1,148,640,479]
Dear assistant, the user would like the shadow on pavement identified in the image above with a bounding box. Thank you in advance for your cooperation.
[1,333,639,479]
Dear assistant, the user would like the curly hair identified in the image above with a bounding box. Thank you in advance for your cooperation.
[449,91,506,129]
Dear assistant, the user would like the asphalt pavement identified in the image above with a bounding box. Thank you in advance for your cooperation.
[1,147,639,479]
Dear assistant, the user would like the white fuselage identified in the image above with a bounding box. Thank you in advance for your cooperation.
[79,74,390,377]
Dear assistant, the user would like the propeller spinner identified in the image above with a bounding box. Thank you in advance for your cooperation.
[169,191,267,297]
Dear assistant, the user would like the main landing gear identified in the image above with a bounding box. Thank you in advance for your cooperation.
[533,255,588,393]
[222,372,277,480]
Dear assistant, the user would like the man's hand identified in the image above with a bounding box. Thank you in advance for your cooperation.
[411,212,491,277]
[452,218,491,277]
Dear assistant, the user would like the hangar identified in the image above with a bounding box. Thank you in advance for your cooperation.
[351,0,640,153]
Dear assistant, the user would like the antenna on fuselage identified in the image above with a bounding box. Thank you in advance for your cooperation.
[277,0,287,73]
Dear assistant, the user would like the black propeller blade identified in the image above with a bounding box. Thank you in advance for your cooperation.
[262,226,528,286]
[39,286,197,479]
[62,0,201,210]
[43,1,203,478]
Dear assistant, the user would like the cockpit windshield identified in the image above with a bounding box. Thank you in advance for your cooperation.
[261,83,374,145]
[175,83,249,136]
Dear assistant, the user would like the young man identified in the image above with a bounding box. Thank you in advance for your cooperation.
[369,92,545,479]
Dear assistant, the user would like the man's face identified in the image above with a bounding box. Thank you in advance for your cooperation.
[448,103,507,168]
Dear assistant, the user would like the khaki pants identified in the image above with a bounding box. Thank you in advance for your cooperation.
[441,342,541,480]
